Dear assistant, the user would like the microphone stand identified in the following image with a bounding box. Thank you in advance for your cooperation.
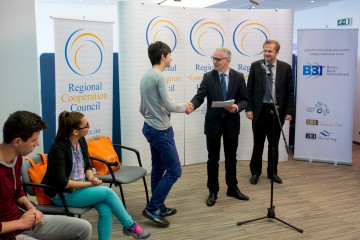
[237,65,303,233]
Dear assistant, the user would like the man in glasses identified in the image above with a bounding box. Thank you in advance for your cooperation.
[188,47,249,207]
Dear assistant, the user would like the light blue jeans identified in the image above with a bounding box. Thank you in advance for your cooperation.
[52,185,133,240]
[142,122,182,212]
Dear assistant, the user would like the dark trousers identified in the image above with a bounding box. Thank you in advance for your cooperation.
[206,119,239,193]
[250,104,284,177]
[142,123,182,211]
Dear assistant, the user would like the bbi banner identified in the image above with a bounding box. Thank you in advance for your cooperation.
[53,18,113,139]
[294,29,358,164]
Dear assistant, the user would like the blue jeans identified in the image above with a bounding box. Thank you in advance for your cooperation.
[52,185,133,240]
[142,122,182,212]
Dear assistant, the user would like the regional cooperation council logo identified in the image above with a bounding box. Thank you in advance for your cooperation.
[233,20,271,57]
[190,19,226,56]
[64,29,105,76]
[146,16,179,52]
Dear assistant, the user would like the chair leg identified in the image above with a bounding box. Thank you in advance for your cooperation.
[143,177,149,204]
[119,185,126,209]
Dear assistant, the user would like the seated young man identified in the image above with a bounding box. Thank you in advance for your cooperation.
[0,111,92,240]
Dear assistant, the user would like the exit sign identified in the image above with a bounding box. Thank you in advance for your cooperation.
[337,18,352,26]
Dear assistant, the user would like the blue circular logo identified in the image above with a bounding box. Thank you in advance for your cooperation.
[190,19,226,56]
[64,29,105,76]
[146,16,179,52]
[233,20,271,57]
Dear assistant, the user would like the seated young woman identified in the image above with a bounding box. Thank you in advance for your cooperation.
[42,110,150,240]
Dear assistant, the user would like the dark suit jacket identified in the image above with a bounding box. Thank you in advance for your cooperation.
[42,137,92,197]
[246,59,294,122]
[191,68,248,138]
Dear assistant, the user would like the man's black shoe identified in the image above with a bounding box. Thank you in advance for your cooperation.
[160,207,177,217]
[142,209,169,228]
[250,175,259,185]
[227,188,249,201]
[206,192,217,206]
[268,174,283,184]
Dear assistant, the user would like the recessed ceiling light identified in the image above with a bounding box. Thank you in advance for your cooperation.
[310,0,315,3]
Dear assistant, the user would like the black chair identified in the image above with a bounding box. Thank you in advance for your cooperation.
[22,154,92,217]
[89,142,149,209]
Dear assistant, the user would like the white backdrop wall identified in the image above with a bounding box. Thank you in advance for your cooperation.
[118,2,294,171]
[0,0,44,155]
[36,2,118,54]
[294,0,360,143]
[34,1,360,150]
[1,0,358,169]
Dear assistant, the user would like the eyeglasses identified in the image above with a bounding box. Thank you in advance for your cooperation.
[77,122,90,130]
[211,56,227,62]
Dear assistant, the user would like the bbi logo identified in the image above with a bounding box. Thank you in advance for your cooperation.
[306,119,318,126]
[305,133,316,140]
[303,62,323,78]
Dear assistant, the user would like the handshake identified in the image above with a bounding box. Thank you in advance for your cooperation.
[185,102,194,115]
[184,102,237,115]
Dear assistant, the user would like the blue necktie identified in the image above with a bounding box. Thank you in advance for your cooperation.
[220,73,227,100]
[264,64,273,102]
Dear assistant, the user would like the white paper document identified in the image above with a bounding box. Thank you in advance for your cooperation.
[211,99,235,108]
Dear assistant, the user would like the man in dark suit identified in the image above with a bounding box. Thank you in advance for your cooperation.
[189,47,249,206]
[246,39,294,185]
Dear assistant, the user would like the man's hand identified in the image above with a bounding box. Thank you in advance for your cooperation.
[224,104,237,113]
[33,209,44,225]
[284,115,292,121]
[186,102,194,115]
[246,111,253,120]
[19,210,37,229]
[18,196,44,225]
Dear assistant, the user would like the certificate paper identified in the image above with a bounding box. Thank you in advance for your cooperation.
[211,99,235,108]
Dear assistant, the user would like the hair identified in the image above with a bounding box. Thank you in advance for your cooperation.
[3,111,47,144]
[148,41,172,66]
[263,39,281,52]
[215,47,232,61]
[55,111,84,141]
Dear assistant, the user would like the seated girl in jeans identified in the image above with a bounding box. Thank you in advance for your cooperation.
[42,110,150,240]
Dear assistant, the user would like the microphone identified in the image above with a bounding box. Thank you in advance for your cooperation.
[260,63,271,76]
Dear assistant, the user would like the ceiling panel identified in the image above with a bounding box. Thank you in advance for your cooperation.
[36,0,344,12]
